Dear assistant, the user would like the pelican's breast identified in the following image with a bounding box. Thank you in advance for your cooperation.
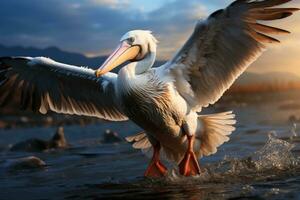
[117,68,184,135]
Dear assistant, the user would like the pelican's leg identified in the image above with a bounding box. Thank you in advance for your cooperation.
[144,143,167,178]
[179,135,201,176]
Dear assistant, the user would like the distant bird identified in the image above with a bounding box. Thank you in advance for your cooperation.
[102,129,123,143]
[0,0,298,177]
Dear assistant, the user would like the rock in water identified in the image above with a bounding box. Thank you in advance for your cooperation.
[4,156,46,171]
[102,129,123,143]
[49,126,68,148]
[10,126,68,152]
[10,138,48,152]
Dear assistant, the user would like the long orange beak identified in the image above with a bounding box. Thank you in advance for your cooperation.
[95,41,141,77]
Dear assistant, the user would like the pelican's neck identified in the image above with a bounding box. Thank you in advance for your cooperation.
[119,49,156,80]
[118,43,157,93]
[134,49,156,75]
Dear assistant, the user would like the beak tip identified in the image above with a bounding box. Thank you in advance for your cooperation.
[95,70,102,78]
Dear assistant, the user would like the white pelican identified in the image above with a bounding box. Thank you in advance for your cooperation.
[0,0,298,177]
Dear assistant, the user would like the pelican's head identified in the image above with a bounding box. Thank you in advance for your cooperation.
[96,30,158,77]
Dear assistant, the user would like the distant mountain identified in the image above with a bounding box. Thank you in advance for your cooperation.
[1,44,299,85]
[0,44,165,69]
[0,44,108,68]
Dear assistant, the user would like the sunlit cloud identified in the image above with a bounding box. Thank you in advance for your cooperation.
[0,0,299,75]
[89,0,130,9]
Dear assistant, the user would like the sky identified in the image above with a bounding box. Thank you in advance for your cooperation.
[0,0,299,75]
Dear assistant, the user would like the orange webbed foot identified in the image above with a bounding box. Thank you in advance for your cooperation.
[179,150,201,176]
[178,135,201,176]
[144,143,167,178]
[144,160,167,178]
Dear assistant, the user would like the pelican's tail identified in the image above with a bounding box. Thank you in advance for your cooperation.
[125,111,236,163]
[196,111,236,158]
[125,132,151,149]
[125,132,157,160]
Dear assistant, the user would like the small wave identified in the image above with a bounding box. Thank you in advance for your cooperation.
[94,131,299,190]
[68,132,300,199]
[252,132,298,170]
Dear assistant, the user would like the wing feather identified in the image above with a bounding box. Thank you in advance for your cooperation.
[161,0,298,110]
[0,56,128,121]
[249,23,290,34]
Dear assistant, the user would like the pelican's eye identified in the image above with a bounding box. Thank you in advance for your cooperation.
[127,37,135,44]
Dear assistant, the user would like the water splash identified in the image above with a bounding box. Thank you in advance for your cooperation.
[252,132,297,170]
[289,123,298,141]
[163,132,300,185]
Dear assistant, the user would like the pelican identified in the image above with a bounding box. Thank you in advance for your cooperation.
[0,0,298,177]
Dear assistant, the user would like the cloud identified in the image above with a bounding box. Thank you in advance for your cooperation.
[0,0,213,59]
[0,0,299,76]
[89,0,130,9]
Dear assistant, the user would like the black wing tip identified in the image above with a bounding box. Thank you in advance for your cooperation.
[0,56,29,61]
[0,57,12,68]
[289,8,300,12]
[209,9,224,19]
[280,29,291,34]
[249,0,294,9]
[229,0,295,8]
[0,56,30,65]
[229,0,249,7]
[282,12,294,18]
[0,56,13,59]
[0,56,13,63]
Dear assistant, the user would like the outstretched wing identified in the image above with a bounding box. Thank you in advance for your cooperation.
[162,0,298,110]
[0,57,128,121]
